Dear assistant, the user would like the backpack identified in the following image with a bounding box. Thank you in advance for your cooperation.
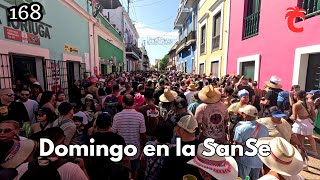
[277,91,290,111]
[20,158,69,180]
[103,95,120,117]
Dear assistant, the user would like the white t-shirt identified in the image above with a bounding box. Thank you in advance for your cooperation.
[184,91,196,105]
[258,174,304,180]
[74,111,89,125]
[14,161,88,180]
[22,99,39,124]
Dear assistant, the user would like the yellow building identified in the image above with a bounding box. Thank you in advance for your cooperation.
[196,0,230,77]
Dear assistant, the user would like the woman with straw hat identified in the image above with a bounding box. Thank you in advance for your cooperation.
[256,137,304,180]
[158,88,178,122]
[195,85,229,144]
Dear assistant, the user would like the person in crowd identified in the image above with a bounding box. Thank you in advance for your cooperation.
[0,120,25,141]
[252,81,263,111]
[195,85,229,144]
[197,81,204,91]
[39,91,57,115]
[184,83,197,105]
[260,76,284,113]
[159,114,199,179]
[18,88,39,124]
[233,105,269,180]
[171,82,187,100]
[222,86,234,108]
[0,139,37,169]
[186,143,239,180]
[145,79,155,93]
[289,85,301,107]
[51,102,76,145]
[86,79,100,101]
[73,103,89,127]
[228,89,250,115]
[154,79,165,105]
[187,92,202,115]
[0,88,29,127]
[55,91,66,108]
[134,84,145,111]
[290,90,318,156]
[81,94,97,124]
[70,80,83,104]
[85,112,128,180]
[30,83,43,102]
[314,97,320,136]
[158,88,177,121]
[31,108,54,134]
[256,137,304,180]
[112,94,146,180]
[139,90,161,141]
[121,82,135,97]
[14,127,88,180]
[237,77,255,105]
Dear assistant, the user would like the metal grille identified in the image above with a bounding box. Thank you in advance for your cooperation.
[0,54,12,89]
[43,59,68,98]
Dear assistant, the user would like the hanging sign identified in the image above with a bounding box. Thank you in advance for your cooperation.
[64,44,79,54]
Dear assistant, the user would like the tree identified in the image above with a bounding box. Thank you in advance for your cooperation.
[159,55,169,71]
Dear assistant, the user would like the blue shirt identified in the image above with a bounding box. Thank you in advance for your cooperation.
[233,121,269,168]
[187,101,201,115]
[277,91,289,102]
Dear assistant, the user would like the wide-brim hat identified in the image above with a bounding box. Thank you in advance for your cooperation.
[1,139,37,168]
[187,143,238,180]
[198,85,221,104]
[264,76,282,89]
[256,137,303,176]
[159,89,178,103]
[81,94,97,104]
[187,84,197,91]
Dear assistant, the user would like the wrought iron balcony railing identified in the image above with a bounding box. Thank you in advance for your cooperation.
[243,11,260,39]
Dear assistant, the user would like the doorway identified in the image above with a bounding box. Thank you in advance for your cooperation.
[184,61,187,73]
[241,61,255,80]
[305,53,320,91]
[11,55,37,86]
[67,61,80,96]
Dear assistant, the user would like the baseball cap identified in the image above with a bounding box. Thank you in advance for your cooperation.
[239,105,258,117]
[306,90,320,96]
[269,106,287,118]
[238,89,249,98]
[177,115,198,134]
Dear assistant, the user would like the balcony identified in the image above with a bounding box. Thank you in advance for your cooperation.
[176,37,187,53]
[186,31,196,46]
[212,35,220,51]
[301,0,320,18]
[174,6,192,29]
[126,43,142,60]
[184,0,200,8]
[243,11,260,39]
[200,43,205,54]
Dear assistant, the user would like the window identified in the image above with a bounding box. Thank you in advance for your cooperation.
[199,63,205,75]
[241,61,255,80]
[200,25,206,54]
[212,12,221,51]
[211,61,219,77]
[184,61,187,73]
[299,0,320,19]
[243,0,261,39]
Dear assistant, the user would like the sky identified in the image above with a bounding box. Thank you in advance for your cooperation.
[118,0,180,65]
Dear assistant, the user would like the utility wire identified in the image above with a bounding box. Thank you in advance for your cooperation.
[147,16,175,25]
[134,0,164,7]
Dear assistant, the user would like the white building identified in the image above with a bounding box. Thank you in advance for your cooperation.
[101,0,141,72]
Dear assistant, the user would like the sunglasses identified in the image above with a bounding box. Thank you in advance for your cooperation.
[0,128,13,134]
[3,93,15,97]
[20,94,30,96]
[37,113,45,117]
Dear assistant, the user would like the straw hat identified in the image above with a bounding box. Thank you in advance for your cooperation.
[187,143,238,180]
[198,85,221,104]
[159,89,178,102]
[187,84,197,91]
[256,137,303,176]
[264,76,282,89]
[1,139,37,168]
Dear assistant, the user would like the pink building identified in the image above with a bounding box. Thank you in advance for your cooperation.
[227,0,320,91]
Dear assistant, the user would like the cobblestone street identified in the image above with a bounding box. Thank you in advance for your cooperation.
[300,137,320,180]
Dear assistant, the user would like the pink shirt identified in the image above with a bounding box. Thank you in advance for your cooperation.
[195,101,229,143]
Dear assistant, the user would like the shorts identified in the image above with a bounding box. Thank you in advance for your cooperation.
[292,118,314,136]
[131,159,140,172]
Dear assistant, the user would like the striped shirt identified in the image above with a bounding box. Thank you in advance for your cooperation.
[112,109,146,160]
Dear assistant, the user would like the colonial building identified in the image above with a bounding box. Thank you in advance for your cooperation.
[0,0,125,96]
[174,0,198,73]
[102,0,142,72]
[227,0,320,90]
[140,46,150,71]
[196,0,230,77]
[167,41,178,71]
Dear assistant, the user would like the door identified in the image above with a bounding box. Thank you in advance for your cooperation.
[211,61,219,77]
[101,64,107,75]
[199,63,204,75]
[241,61,255,80]
[184,62,187,73]
[11,55,37,86]
[306,54,320,91]
[112,65,117,73]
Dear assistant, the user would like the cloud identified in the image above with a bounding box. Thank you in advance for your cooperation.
[135,22,178,39]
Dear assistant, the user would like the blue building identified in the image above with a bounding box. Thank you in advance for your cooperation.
[174,0,198,73]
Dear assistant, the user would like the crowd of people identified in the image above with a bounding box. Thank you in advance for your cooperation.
[0,71,319,180]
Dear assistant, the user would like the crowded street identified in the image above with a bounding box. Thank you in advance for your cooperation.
[1,0,320,180]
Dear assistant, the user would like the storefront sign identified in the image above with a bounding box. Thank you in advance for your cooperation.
[7,21,51,39]
[64,45,79,54]
[4,27,22,42]
[27,33,40,45]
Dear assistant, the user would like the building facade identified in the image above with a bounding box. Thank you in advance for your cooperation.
[227,0,320,90]
[0,0,124,96]
[167,42,178,71]
[140,46,150,71]
[174,0,198,74]
[102,0,142,72]
[196,0,230,77]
